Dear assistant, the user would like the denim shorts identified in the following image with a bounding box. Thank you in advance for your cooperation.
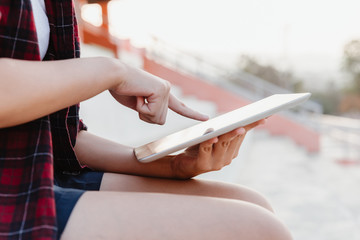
[54,168,104,239]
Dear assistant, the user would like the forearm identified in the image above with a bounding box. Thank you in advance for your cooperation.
[74,131,176,179]
[0,57,122,128]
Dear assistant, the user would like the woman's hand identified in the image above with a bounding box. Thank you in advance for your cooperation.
[169,120,266,179]
[109,64,208,125]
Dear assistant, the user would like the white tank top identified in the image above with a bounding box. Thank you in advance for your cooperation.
[30,0,50,59]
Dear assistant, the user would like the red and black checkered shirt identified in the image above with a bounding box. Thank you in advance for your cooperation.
[0,0,84,239]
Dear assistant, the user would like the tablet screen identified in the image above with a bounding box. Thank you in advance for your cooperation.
[134,93,311,163]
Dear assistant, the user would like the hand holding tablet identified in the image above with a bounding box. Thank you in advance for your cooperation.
[135,93,311,163]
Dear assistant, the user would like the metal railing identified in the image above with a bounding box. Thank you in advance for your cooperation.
[309,114,360,162]
[146,38,323,114]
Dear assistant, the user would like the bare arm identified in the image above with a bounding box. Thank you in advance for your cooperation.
[0,57,207,128]
[74,130,176,178]
[0,57,119,127]
[74,120,265,179]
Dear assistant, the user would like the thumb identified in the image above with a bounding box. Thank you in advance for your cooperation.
[136,96,151,114]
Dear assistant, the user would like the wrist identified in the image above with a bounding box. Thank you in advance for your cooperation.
[106,57,127,91]
[168,156,194,180]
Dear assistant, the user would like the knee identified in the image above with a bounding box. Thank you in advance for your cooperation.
[196,180,274,212]
[229,202,293,240]
[250,208,293,240]
[253,205,293,240]
[226,183,274,212]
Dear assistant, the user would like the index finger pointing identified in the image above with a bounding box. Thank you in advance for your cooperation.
[168,94,209,121]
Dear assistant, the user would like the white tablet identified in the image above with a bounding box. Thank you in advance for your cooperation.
[134,93,311,163]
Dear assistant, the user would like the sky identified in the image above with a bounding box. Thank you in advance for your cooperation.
[82,0,360,88]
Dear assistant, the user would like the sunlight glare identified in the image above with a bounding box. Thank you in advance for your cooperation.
[81,3,103,27]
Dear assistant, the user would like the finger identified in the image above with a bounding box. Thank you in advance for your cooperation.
[232,130,247,159]
[139,111,168,125]
[196,138,218,171]
[228,120,265,156]
[212,128,245,168]
[136,96,151,114]
[136,97,157,123]
[138,113,156,124]
[168,94,209,121]
[218,127,245,142]
[223,128,247,160]
[136,96,167,124]
[185,137,217,156]
[243,119,267,131]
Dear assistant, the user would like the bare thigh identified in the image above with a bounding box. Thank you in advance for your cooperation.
[61,191,292,240]
[100,172,273,211]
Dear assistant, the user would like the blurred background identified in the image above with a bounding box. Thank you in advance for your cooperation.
[75,0,360,239]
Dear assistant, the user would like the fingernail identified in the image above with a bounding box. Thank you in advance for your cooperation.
[238,128,246,135]
[201,114,209,120]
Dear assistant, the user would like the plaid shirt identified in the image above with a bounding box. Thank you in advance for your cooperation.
[0,0,84,239]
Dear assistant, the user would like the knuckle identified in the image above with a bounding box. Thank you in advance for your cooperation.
[225,158,233,166]
[160,80,171,93]
[202,146,212,153]
[221,141,230,148]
